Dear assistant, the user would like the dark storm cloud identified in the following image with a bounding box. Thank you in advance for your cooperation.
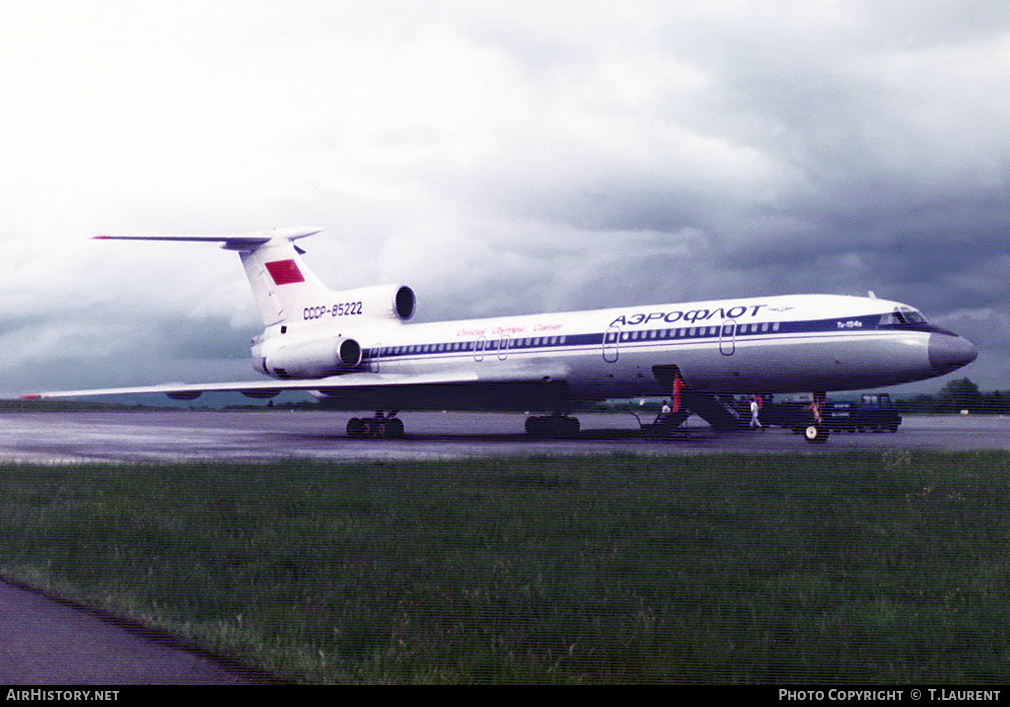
[445,3,1010,321]
[3,308,257,394]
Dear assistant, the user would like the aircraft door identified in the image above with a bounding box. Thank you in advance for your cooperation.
[370,344,382,372]
[473,336,486,362]
[498,335,510,361]
[719,320,736,356]
[603,325,620,363]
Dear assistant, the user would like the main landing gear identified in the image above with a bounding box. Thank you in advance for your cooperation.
[524,414,581,437]
[347,411,405,439]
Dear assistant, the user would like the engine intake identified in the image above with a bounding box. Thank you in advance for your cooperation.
[338,338,362,367]
[395,285,416,320]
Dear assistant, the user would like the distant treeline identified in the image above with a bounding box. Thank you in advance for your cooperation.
[0,399,158,413]
[894,377,1010,415]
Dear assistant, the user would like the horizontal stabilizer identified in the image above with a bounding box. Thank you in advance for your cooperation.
[94,227,322,251]
[93,227,329,325]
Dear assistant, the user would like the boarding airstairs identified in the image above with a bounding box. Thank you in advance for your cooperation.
[679,390,744,431]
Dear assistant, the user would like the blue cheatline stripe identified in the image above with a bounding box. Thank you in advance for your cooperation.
[361,314,933,362]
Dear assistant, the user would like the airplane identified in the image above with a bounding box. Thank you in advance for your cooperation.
[23,227,978,442]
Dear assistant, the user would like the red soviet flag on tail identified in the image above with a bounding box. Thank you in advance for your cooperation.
[264,259,305,285]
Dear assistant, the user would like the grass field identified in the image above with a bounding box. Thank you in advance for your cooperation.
[1,452,1008,683]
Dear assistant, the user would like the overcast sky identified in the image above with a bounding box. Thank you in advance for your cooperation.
[1,0,1008,398]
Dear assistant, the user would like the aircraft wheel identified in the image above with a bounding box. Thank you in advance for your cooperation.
[560,416,580,436]
[804,425,829,443]
[347,418,364,437]
[347,416,404,438]
[525,415,579,437]
[525,416,555,436]
[386,418,405,438]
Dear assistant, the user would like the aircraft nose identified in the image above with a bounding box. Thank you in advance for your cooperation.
[928,333,979,375]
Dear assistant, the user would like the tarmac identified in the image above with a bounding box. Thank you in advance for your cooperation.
[2,409,1009,464]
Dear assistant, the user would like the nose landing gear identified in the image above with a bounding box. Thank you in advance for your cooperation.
[804,424,830,443]
[803,393,829,443]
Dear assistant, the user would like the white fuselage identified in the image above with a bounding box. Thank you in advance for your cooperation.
[252,292,976,411]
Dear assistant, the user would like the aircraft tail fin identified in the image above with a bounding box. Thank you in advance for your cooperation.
[95,227,332,327]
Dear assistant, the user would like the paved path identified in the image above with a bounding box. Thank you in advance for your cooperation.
[0,579,261,684]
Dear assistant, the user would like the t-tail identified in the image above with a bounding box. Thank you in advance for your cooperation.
[94,228,416,329]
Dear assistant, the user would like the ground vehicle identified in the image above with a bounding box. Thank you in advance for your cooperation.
[823,393,902,432]
[761,393,901,433]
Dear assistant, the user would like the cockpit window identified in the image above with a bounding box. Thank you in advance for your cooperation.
[880,307,928,327]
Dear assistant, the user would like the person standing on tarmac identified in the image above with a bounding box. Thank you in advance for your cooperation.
[750,396,763,429]
[655,400,672,424]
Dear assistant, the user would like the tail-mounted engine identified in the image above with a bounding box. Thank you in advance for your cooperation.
[356,284,415,321]
[260,336,363,379]
[256,284,416,379]
[301,284,416,323]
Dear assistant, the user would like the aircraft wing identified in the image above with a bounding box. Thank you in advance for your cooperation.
[22,371,487,401]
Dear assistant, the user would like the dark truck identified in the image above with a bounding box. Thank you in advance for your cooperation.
[761,393,902,433]
[825,393,901,432]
